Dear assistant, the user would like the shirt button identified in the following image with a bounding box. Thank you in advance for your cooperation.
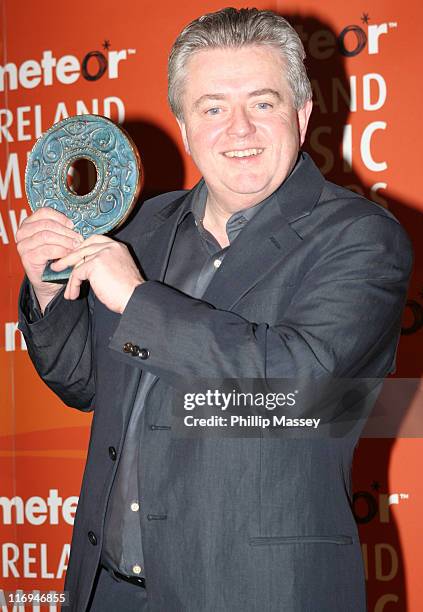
[133,565,142,574]
[213,259,222,269]
[131,502,140,512]
[138,348,150,360]
[108,446,117,461]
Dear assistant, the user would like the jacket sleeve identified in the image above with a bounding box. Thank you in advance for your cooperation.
[109,214,412,386]
[18,278,95,410]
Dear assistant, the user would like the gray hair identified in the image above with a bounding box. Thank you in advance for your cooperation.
[168,7,312,120]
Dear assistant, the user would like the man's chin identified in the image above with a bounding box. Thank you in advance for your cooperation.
[224,180,277,200]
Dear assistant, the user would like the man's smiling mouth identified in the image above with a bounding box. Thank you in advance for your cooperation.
[223,148,264,158]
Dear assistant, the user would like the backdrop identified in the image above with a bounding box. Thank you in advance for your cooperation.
[1,1,422,610]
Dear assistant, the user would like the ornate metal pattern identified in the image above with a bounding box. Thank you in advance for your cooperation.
[25,114,142,238]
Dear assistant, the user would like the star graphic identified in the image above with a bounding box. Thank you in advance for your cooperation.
[371,480,380,491]
[102,40,111,50]
[361,13,370,24]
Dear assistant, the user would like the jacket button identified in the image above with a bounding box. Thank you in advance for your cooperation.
[123,342,134,353]
[88,531,97,545]
[138,348,150,360]
[108,446,117,461]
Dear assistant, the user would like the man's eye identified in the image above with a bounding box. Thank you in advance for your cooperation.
[256,102,273,110]
[205,107,221,116]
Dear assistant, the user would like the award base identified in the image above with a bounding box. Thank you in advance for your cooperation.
[42,261,73,283]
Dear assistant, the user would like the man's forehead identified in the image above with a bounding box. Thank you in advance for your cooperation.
[184,46,289,97]
[185,44,285,72]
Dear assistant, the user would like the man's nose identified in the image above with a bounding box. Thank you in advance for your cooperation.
[227,107,256,137]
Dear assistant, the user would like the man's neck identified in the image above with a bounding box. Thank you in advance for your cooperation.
[202,198,231,248]
[202,190,271,248]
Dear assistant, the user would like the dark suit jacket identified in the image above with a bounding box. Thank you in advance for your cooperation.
[19,153,412,611]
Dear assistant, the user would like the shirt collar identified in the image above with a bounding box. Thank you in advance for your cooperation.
[186,180,268,245]
[180,152,305,243]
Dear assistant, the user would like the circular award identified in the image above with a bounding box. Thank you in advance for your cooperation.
[25,114,143,281]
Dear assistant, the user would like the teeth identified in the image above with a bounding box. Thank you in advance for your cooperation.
[224,148,263,158]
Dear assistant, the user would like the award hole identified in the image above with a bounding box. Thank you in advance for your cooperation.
[66,158,97,196]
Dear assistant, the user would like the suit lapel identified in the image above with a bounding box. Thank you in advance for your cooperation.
[133,152,325,310]
[134,192,193,282]
[202,152,325,310]
[202,208,300,310]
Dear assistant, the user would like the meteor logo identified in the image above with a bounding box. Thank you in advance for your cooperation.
[0,47,137,93]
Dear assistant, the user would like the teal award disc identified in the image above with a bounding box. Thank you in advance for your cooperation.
[25,114,142,282]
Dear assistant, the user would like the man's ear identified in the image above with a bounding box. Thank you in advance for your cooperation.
[297,99,313,146]
[176,118,191,155]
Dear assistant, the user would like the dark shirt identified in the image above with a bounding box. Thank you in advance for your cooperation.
[101,179,269,578]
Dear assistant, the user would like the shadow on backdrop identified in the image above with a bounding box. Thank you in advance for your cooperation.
[123,119,185,201]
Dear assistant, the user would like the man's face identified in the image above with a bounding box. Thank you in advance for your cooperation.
[177,45,312,211]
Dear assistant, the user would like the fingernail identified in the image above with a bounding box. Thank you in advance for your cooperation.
[66,220,74,228]
[73,239,81,247]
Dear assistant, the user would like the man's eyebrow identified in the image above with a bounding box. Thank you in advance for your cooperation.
[193,94,227,109]
[193,89,283,109]
[248,88,282,100]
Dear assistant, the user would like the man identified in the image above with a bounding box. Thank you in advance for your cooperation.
[17,8,412,612]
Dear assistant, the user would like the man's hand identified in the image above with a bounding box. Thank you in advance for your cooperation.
[52,235,144,314]
[16,208,84,313]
